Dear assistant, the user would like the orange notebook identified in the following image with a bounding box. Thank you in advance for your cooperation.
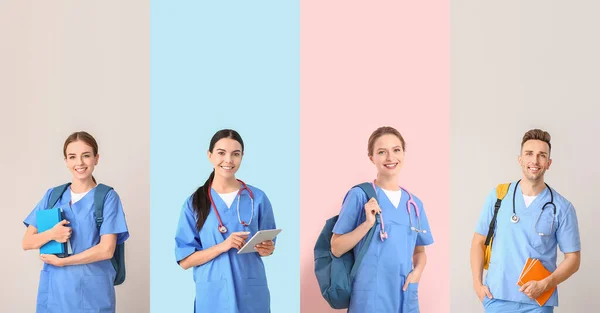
[518,258,556,306]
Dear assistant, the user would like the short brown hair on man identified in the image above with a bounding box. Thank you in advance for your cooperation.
[521,129,551,152]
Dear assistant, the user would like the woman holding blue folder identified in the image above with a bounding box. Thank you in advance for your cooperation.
[174,129,277,313]
[21,131,129,313]
[330,126,434,313]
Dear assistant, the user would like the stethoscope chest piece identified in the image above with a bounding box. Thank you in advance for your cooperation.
[218,225,228,234]
[511,214,520,223]
[411,226,428,233]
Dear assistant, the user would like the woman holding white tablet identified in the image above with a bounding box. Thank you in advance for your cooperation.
[174,129,277,313]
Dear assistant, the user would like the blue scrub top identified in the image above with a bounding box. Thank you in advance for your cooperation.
[475,182,581,307]
[175,185,276,313]
[333,185,434,313]
[24,186,129,313]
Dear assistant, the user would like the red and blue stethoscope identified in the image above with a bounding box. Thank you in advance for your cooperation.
[372,181,426,242]
[208,179,255,234]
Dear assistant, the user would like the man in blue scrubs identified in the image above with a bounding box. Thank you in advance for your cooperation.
[470,129,581,313]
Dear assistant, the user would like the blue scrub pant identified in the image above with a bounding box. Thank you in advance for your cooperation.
[483,297,553,313]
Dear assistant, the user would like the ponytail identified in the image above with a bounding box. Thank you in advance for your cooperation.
[192,170,215,231]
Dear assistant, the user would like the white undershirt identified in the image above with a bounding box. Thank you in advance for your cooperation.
[382,188,402,209]
[523,194,537,208]
[71,189,91,205]
[218,190,239,209]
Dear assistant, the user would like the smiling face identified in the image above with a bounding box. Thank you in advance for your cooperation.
[64,140,99,182]
[518,139,552,183]
[369,133,405,178]
[208,138,244,180]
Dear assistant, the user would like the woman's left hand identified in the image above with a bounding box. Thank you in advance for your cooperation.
[255,240,275,256]
[40,254,66,267]
[402,270,422,291]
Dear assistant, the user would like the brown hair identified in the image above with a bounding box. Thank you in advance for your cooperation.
[521,129,551,152]
[63,131,99,183]
[367,126,406,156]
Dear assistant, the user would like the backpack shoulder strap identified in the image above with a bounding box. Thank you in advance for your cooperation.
[47,183,71,209]
[496,183,510,200]
[355,182,377,201]
[349,182,380,281]
[484,183,511,246]
[93,184,114,230]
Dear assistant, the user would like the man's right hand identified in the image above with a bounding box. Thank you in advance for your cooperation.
[474,283,493,302]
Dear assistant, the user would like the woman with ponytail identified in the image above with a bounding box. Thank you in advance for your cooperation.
[175,129,277,313]
[22,131,129,313]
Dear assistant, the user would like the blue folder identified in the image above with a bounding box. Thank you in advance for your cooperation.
[36,207,68,257]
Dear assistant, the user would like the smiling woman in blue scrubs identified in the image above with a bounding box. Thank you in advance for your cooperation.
[21,131,129,313]
[175,129,277,313]
[470,129,581,313]
[330,126,434,313]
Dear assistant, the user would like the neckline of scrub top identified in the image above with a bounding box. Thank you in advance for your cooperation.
[210,188,239,213]
[380,188,402,209]
[522,194,537,208]
[217,189,239,209]
[373,184,410,212]
[71,189,92,205]
[514,183,550,216]
[67,184,98,203]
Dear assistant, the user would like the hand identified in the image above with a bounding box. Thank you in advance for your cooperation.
[402,271,421,291]
[51,220,71,243]
[364,198,381,227]
[255,240,275,256]
[40,254,65,267]
[519,280,548,300]
[474,283,493,302]
[219,232,250,252]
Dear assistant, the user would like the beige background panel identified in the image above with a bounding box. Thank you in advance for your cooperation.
[0,2,149,312]
[451,1,599,312]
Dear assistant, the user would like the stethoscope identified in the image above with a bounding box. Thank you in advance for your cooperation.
[510,179,556,236]
[207,179,255,234]
[371,181,426,242]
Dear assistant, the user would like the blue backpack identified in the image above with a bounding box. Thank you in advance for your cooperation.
[48,183,126,286]
[313,182,380,309]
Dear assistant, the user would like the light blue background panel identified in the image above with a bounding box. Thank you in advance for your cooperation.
[150,1,299,312]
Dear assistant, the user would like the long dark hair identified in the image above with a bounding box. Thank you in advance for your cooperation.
[192,129,244,231]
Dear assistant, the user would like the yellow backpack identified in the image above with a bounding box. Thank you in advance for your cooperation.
[483,183,510,270]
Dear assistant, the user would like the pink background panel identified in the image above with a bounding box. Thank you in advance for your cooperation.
[300,1,450,312]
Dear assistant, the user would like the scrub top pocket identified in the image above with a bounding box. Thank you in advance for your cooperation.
[242,278,270,313]
[529,213,557,255]
[81,275,114,311]
[36,270,50,309]
[403,282,420,313]
[195,280,230,313]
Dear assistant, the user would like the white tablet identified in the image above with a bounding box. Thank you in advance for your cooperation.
[237,229,282,254]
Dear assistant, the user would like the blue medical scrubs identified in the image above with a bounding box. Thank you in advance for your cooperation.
[24,186,130,313]
[476,182,581,312]
[482,297,553,313]
[175,185,276,313]
[333,186,434,313]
